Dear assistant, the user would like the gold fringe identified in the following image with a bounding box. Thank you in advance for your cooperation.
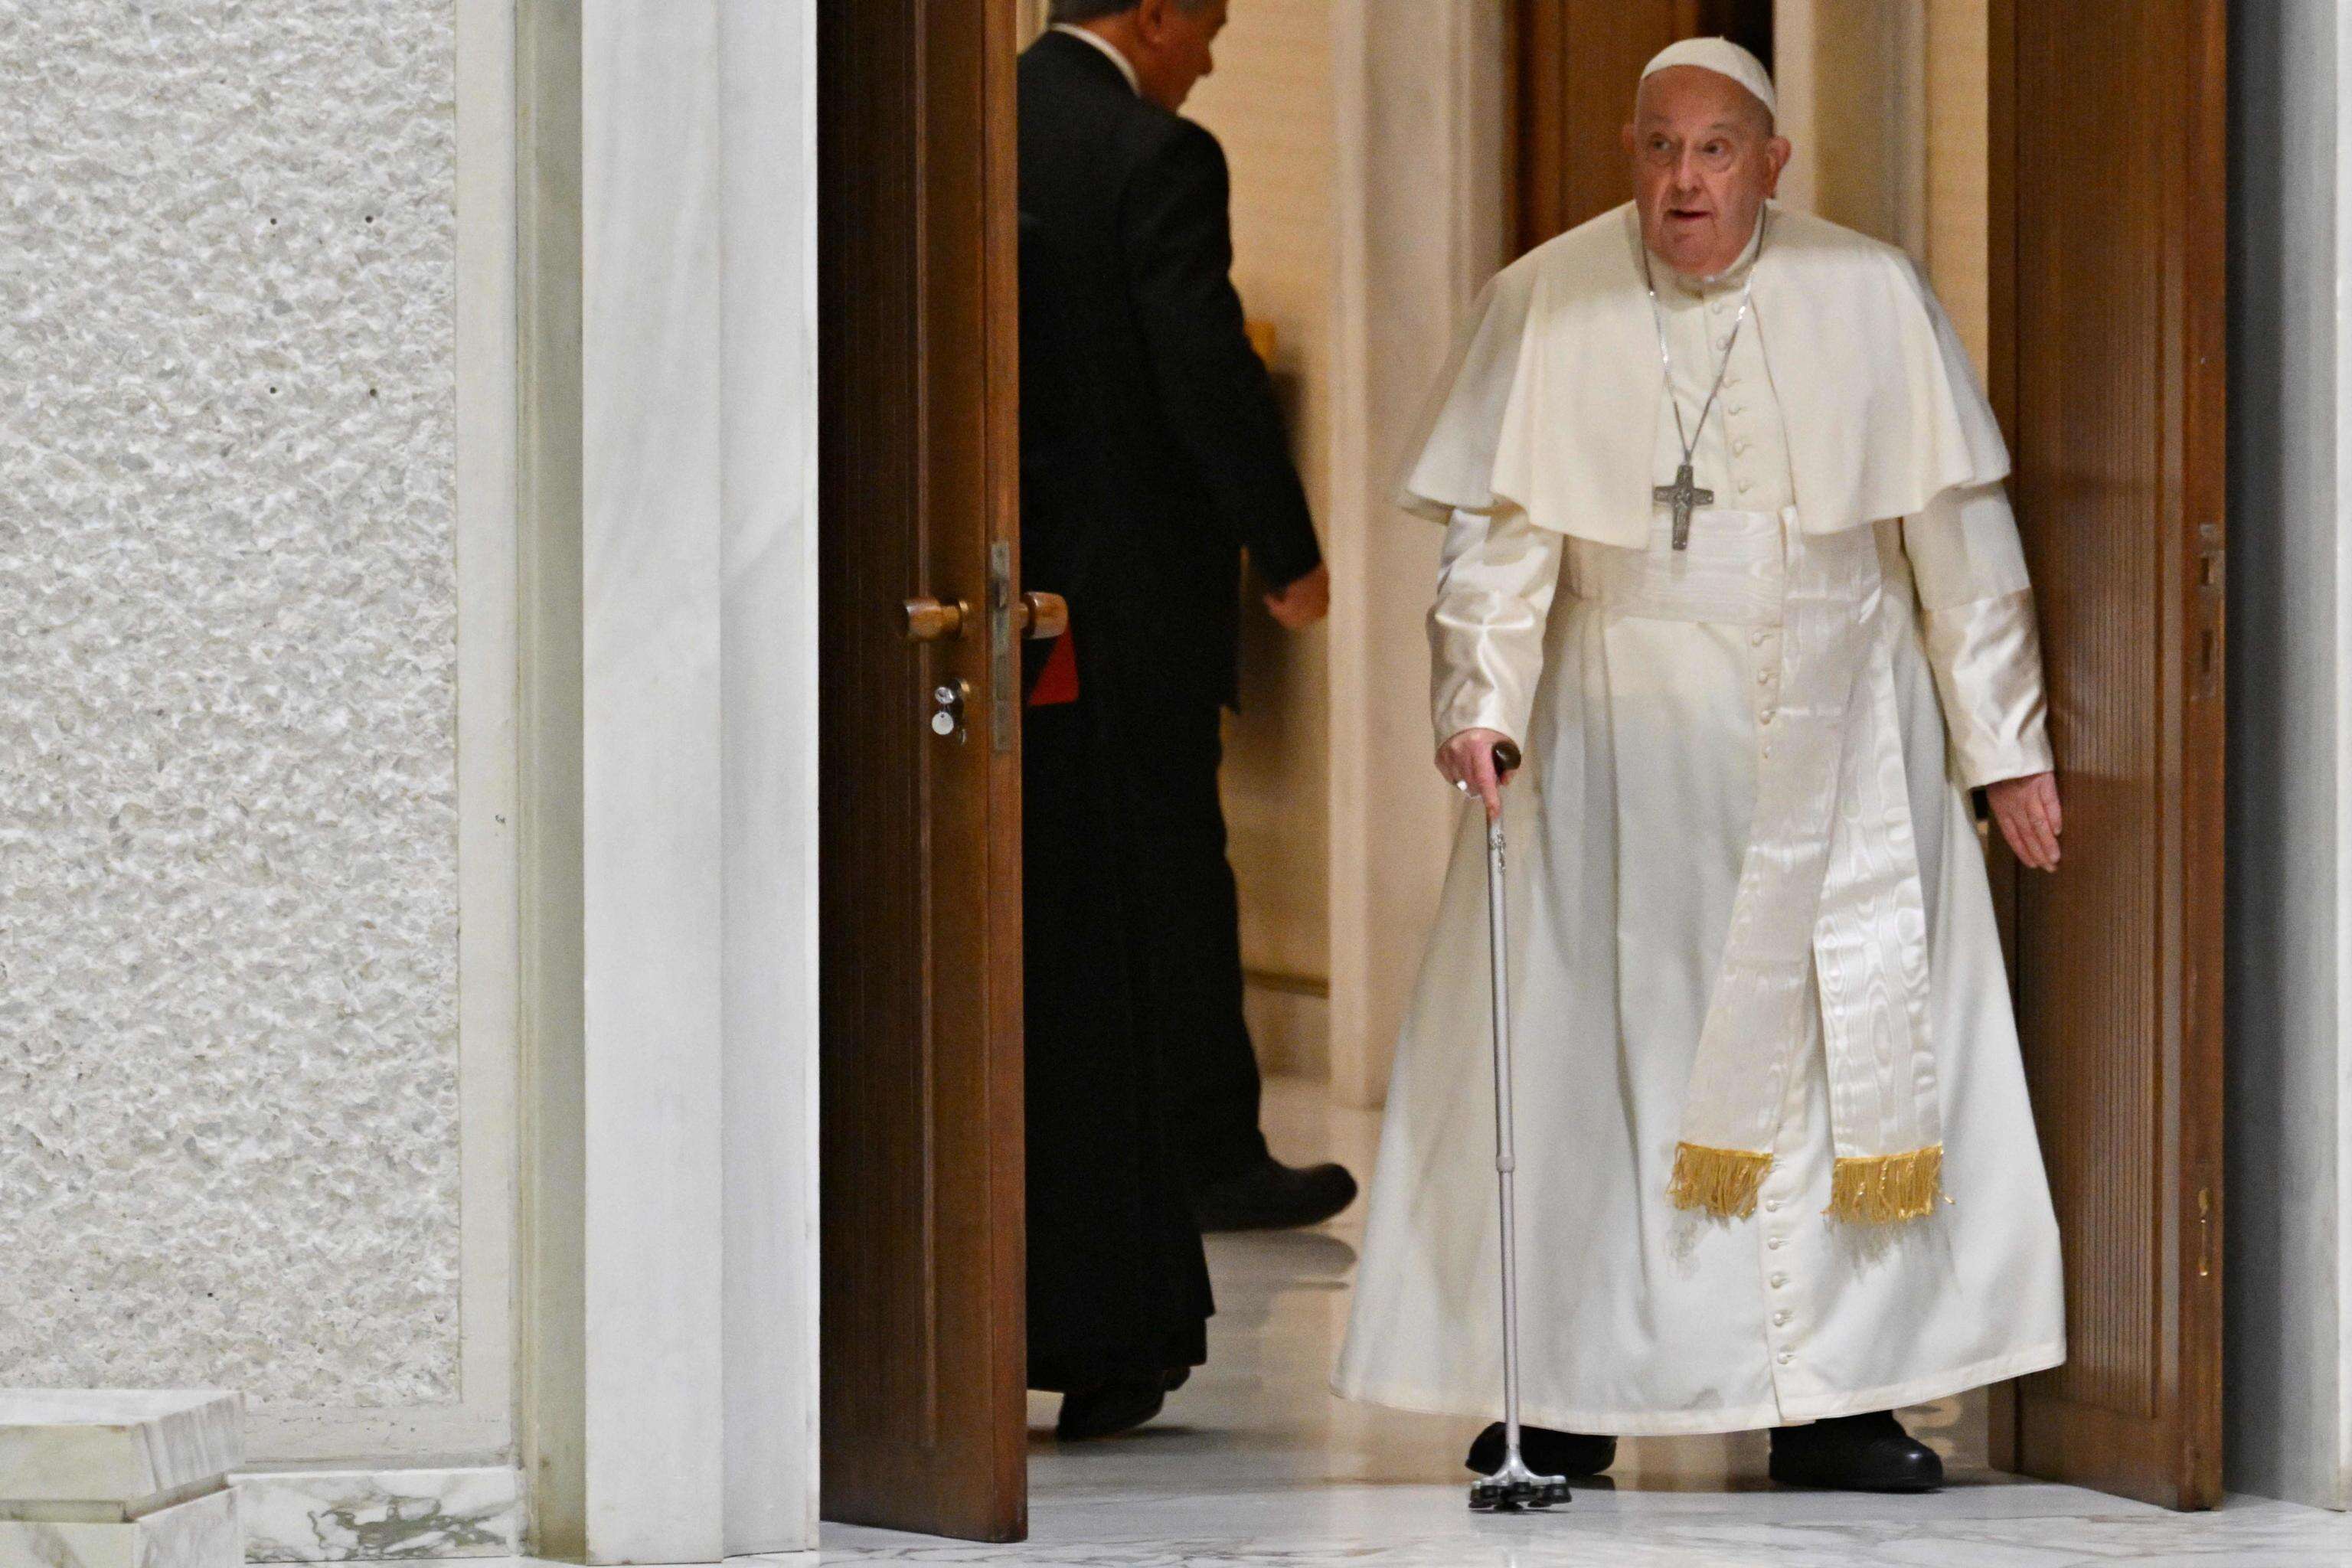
[1826,1145,1945,1224]
[1668,1142,1773,1220]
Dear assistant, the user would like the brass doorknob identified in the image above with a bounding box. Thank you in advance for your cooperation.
[903,596,967,642]
[906,590,1062,640]
[1017,591,1068,640]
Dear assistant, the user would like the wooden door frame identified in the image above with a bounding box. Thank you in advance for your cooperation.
[1985,0,2228,1509]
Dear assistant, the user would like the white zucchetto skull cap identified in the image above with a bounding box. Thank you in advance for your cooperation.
[1641,37,1777,122]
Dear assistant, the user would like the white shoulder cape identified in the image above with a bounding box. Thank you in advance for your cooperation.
[1395,201,2009,547]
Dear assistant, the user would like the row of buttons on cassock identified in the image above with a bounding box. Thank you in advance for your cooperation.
[1709,289,1802,1371]
[1710,294,1766,500]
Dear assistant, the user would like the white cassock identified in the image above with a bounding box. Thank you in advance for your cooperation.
[1332,201,2066,1436]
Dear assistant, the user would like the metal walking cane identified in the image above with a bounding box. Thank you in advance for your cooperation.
[1466,740,1571,1513]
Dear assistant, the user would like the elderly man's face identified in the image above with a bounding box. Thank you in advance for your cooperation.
[1622,66,1791,277]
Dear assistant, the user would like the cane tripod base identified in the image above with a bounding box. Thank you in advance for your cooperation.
[1468,1451,1571,1512]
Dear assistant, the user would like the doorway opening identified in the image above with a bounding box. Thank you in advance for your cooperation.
[816,0,2230,1544]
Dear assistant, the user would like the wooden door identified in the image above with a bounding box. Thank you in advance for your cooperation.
[816,0,1028,1543]
[1988,0,2226,1510]
[1513,0,1772,250]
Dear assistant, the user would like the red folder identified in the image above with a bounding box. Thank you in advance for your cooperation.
[1027,626,1079,707]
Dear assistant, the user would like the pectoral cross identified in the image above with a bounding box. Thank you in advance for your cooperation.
[1655,462,1713,551]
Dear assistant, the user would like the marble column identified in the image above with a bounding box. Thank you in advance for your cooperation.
[714,0,822,1554]
[1772,0,1929,253]
[1325,2,1511,1110]
[2223,0,2352,1511]
[576,0,728,1556]
[519,1,819,1560]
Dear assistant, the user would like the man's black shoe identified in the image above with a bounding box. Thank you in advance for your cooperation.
[1466,1422,1617,1478]
[1055,1380,1165,1441]
[1769,1410,1944,1491]
[1192,1156,1358,1232]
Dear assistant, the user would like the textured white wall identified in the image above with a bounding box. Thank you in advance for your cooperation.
[0,2,465,1410]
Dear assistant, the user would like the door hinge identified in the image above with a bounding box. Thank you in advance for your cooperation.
[2197,523,2224,697]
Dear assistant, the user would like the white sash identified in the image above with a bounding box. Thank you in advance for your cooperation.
[1576,508,1943,1225]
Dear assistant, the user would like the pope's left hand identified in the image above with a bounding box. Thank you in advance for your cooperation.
[1986,771,2062,871]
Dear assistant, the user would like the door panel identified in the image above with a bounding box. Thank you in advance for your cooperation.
[1989,0,2225,1510]
[817,0,1027,1543]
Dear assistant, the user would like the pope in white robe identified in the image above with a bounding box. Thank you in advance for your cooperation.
[1332,38,2066,1490]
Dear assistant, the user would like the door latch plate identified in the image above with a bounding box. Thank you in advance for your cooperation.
[988,541,1016,753]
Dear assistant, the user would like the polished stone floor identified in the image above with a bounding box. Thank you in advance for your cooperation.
[809,1076,2352,1566]
[468,1076,2350,1565]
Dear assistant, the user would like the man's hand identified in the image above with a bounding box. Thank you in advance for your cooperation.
[1987,771,2062,871]
[1437,727,1519,822]
[1264,562,1330,629]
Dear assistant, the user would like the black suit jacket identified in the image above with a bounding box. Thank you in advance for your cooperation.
[1018,28,1322,710]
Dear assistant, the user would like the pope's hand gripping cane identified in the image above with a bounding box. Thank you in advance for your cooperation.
[1467,740,1572,1513]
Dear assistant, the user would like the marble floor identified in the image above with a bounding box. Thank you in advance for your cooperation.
[809,1076,2352,1566]
[469,1076,2352,1566]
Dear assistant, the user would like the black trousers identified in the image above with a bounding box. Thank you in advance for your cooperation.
[1021,683,1279,1389]
[1024,697,1214,1390]
[1112,697,1272,1187]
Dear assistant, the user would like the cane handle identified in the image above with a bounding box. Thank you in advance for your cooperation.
[1493,739,1524,775]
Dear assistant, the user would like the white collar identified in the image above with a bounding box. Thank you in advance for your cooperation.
[1658,207,1768,297]
[1051,23,1142,96]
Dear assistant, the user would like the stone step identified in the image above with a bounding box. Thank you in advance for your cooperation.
[0,1390,244,1508]
[0,1390,245,1567]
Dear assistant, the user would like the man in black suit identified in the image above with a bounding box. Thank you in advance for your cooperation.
[1018,0,1356,1440]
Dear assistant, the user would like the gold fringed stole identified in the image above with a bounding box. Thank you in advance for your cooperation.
[1826,1145,1945,1224]
[1668,1142,1773,1220]
[1669,1142,1946,1224]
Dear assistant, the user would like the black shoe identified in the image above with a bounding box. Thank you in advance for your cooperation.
[1055,1380,1165,1441]
[1466,1422,1617,1479]
[1769,1410,1944,1492]
[1192,1157,1359,1231]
